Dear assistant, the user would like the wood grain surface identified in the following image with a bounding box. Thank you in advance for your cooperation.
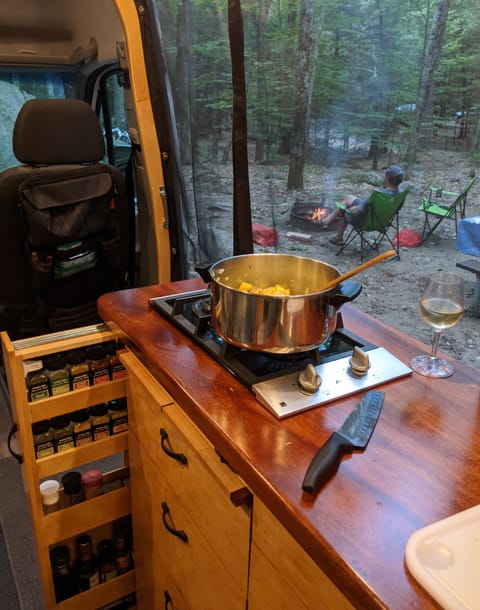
[98,279,480,610]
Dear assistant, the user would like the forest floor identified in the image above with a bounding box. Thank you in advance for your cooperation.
[245,147,480,370]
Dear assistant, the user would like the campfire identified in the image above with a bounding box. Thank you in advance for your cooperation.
[289,199,333,231]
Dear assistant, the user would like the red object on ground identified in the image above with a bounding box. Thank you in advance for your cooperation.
[392,229,422,247]
[252,224,279,246]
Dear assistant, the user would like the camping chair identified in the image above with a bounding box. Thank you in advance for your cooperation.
[419,173,476,243]
[335,189,409,261]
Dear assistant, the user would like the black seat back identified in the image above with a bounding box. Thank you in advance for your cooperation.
[0,99,130,338]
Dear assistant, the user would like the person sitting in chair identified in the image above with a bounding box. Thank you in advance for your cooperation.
[322,165,404,246]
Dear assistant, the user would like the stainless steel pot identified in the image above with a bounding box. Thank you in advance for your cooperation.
[198,253,362,354]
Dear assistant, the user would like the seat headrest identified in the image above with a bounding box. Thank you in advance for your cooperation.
[13,99,105,165]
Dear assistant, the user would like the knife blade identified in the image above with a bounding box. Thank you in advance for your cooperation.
[302,390,384,494]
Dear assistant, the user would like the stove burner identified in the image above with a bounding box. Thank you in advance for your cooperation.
[149,289,412,418]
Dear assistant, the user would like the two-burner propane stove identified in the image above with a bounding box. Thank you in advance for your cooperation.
[149,289,411,418]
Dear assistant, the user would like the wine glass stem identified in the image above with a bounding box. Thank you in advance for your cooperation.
[431,330,441,357]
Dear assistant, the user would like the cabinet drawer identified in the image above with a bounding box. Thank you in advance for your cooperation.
[151,458,246,610]
[125,351,251,592]
[129,436,190,610]
[250,498,354,610]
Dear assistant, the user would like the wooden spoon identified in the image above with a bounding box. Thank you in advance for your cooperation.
[322,249,397,292]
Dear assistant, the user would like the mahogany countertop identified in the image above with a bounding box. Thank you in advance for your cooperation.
[98,279,480,610]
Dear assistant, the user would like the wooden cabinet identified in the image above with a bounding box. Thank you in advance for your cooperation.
[123,351,251,610]
[248,498,354,610]
[1,325,135,610]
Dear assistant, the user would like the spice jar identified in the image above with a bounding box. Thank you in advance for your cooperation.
[32,420,55,459]
[45,353,70,396]
[39,479,60,514]
[71,409,92,446]
[109,398,128,434]
[61,471,84,505]
[86,344,110,385]
[50,545,77,602]
[26,366,50,402]
[105,340,127,380]
[90,403,111,440]
[81,469,103,500]
[51,415,74,453]
[67,349,90,390]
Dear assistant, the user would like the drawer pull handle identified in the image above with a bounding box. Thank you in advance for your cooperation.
[161,501,188,543]
[164,590,173,609]
[160,428,188,465]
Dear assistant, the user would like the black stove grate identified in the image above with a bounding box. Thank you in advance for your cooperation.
[149,289,377,388]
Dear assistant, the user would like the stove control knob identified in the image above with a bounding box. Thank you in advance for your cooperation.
[297,363,322,394]
[349,346,370,377]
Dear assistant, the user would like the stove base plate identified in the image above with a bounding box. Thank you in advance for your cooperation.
[252,347,411,418]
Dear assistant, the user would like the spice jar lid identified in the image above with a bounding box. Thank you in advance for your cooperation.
[32,420,51,435]
[89,403,108,417]
[40,479,60,505]
[61,471,82,494]
[50,545,71,567]
[51,415,71,429]
[67,348,86,365]
[81,469,102,488]
[108,398,127,412]
[104,340,117,355]
[86,344,107,361]
[44,353,67,371]
[71,409,90,423]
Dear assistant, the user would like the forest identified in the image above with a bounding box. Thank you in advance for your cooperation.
[157,0,480,193]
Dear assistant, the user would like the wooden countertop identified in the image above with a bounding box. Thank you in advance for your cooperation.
[98,279,480,610]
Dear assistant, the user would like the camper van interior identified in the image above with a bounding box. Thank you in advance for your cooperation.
[1,2,480,610]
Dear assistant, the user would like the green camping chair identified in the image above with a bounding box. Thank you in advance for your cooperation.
[419,173,476,243]
[335,189,409,261]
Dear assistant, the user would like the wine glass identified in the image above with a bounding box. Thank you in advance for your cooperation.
[410,271,464,378]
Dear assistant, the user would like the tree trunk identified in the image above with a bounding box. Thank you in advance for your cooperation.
[287,0,316,190]
[405,0,451,169]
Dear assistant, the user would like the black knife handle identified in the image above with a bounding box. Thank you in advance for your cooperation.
[302,432,349,494]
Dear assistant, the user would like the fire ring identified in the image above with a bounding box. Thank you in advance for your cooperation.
[289,202,334,231]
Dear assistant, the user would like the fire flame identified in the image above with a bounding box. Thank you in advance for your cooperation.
[309,207,328,223]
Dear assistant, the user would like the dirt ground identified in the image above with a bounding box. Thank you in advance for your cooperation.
[248,148,480,371]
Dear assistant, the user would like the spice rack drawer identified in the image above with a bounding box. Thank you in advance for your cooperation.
[42,486,131,545]
[56,570,136,610]
[29,378,128,422]
[36,431,129,478]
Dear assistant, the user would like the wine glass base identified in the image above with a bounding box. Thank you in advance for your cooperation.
[410,354,455,378]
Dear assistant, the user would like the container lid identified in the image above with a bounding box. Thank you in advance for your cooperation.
[44,353,67,371]
[50,545,70,567]
[89,403,108,417]
[81,469,102,487]
[86,344,107,360]
[51,415,71,430]
[104,340,117,355]
[61,471,82,494]
[71,408,90,423]
[108,398,127,412]
[67,348,86,365]
[32,420,51,435]
[39,479,60,505]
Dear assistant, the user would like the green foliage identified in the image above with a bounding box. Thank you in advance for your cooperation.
[158,0,480,162]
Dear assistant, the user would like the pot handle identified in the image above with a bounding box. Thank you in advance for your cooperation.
[194,263,213,283]
[330,279,362,305]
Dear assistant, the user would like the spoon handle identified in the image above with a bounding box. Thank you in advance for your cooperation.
[323,249,396,292]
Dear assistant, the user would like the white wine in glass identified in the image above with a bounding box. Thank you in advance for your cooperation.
[410,272,464,378]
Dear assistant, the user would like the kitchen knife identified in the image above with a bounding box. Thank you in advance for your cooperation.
[302,390,384,494]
